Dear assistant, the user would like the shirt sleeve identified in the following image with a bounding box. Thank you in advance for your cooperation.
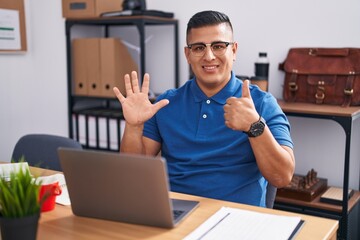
[258,93,294,149]
[143,93,169,143]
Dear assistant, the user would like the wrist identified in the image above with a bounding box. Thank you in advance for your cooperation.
[126,122,144,132]
[244,116,266,138]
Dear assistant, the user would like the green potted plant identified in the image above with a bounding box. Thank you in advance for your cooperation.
[0,160,44,240]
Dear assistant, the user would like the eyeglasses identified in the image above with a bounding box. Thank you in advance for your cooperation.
[187,41,234,57]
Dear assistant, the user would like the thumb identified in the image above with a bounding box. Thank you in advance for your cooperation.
[152,99,170,113]
[241,80,252,99]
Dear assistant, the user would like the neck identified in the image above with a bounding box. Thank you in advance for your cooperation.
[196,79,229,97]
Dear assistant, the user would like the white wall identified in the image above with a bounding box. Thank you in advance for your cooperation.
[1,0,359,189]
[0,0,68,159]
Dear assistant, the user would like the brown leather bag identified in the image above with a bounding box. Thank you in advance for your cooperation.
[279,48,360,107]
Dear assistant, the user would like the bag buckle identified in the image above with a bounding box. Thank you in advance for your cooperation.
[344,89,353,95]
[344,71,355,96]
[288,82,298,91]
[315,92,325,100]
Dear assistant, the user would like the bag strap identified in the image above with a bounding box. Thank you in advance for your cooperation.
[309,48,349,57]
[315,81,325,104]
[287,70,298,101]
[342,72,355,107]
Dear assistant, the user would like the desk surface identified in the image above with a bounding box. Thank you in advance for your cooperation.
[277,99,360,117]
[32,167,338,240]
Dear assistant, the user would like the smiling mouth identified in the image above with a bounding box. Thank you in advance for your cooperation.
[202,65,218,70]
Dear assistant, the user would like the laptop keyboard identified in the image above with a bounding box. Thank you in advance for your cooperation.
[173,210,185,220]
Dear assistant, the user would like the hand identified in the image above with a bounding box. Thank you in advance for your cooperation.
[224,80,259,131]
[113,71,169,126]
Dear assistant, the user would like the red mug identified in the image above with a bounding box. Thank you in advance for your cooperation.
[39,181,62,212]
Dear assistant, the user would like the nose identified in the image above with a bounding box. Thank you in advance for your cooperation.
[203,45,216,60]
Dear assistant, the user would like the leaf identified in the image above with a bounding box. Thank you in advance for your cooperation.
[0,160,41,218]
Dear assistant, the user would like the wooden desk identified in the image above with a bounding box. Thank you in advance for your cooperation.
[33,168,338,240]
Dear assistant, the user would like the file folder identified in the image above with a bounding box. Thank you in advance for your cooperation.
[72,39,88,95]
[100,38,138,97]
[86,38,101,97]
[72,38,138,98]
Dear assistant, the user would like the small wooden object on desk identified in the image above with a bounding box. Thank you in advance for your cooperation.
[277,169,328,201]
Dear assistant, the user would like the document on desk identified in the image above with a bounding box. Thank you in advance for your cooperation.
[184,207,304,240]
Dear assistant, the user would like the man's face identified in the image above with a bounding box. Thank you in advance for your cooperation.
[185,23,237,96]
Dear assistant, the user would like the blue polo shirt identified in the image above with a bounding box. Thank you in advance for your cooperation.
[144,72,293,207]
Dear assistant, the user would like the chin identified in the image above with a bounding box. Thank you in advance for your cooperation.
[200,71,222,80]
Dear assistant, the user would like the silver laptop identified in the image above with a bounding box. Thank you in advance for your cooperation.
[58,148,199,228]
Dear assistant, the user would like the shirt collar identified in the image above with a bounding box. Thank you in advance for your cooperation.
[190,71,240,104]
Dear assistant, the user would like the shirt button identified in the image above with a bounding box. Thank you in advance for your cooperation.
[206,100,211,104]
[202,114,207,119]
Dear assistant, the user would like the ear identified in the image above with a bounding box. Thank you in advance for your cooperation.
[232,42,238,61]
[184,46,191,64]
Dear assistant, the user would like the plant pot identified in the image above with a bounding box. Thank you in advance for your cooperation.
[0,213,40,240]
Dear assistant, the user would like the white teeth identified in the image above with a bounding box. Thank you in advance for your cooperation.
[203,66,217,70]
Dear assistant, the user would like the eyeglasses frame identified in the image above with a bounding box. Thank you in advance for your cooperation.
[186,41,235,57]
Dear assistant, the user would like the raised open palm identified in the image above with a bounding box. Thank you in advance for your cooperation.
[113,71,169,126]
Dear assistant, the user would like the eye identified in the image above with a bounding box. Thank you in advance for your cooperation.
[192,44,205,52]
[212,43,227,51]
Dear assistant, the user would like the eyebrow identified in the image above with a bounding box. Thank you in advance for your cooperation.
[188,41,229,45]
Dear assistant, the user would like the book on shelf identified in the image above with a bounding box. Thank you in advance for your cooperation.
[320,187,354,205]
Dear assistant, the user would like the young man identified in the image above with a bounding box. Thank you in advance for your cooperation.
[113,10,295,207]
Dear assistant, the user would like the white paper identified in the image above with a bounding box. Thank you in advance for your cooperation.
[54,174,71,205]
[0,9,21,50]
[184,207,303,240]
[0,162,29,180]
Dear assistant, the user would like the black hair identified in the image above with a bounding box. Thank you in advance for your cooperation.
[186,10,233,37]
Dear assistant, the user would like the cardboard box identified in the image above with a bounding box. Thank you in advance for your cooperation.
[72,38,138,97]
[62,0,123,18]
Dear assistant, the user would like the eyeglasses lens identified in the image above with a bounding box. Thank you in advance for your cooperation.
[189,42,231,57]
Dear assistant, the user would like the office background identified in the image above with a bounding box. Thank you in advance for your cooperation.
[0,0,359,190]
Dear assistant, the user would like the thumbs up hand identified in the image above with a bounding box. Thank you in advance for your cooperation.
[224,80,260,131]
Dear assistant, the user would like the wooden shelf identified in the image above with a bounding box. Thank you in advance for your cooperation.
[277,100,360,117]
[276,189,360,214]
